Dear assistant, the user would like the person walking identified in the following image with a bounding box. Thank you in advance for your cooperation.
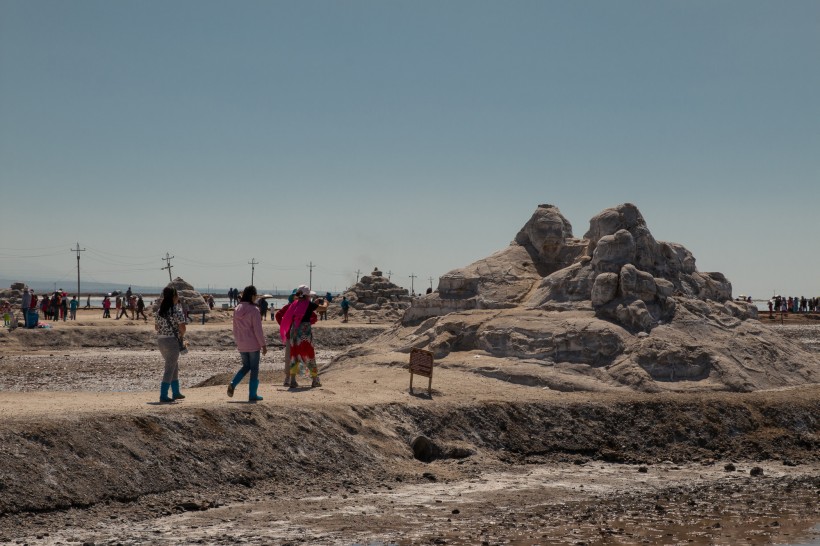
[340,296,350,323]
[69,296,79,320]
[155,286,187,403]
[128,294,137,319]
[136,295,148,321]
[60,294,68,321]
[84,295,91,309]
[102,296,111,318]
[21,288,31,328]
[41,294,51,320]
[227,285,267,402]
[274,290,297,387]
[258,296,269,321]
[279,285,328,388]
[50,294,60,322]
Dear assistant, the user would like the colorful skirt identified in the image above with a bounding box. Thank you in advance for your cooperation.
[289,321,318,377]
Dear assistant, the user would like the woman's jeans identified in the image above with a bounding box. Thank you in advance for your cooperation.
[232,351,260,385]
[157,337,180,383]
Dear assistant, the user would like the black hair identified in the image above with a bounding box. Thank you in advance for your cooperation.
[158,286,178,318]
[240,285,257,303]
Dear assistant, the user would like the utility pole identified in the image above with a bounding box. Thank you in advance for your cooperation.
[70,242,85,299]
[355,269,362,283]
[161,253,175,283]
[428,276,434,290]
[409,273,417,296]
[249,258,258,286]
[307,261,315,289]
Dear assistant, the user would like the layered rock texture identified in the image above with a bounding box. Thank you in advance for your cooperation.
[153,278,210,315]
[343,268,411,321]
[333,203,820,393]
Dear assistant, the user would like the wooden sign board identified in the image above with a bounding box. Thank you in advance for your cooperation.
[409,348,434,395]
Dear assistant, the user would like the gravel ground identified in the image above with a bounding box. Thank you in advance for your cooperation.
[0,348,338,393]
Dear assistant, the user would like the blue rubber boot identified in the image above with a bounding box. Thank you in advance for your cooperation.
[171,380,185,400]
[159,382,173,403]
[249,379,263,402]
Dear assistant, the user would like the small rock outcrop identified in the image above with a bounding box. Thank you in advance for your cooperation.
[343,268,411,321]
[0,282,29,308]
[331,203,820,394]
[153,278,210,314]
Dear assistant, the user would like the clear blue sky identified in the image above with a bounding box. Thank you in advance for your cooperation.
[1,1,818,297]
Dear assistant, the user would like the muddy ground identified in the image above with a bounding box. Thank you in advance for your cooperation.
[0,318,819,545]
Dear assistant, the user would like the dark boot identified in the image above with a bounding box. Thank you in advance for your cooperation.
[171,380,185,400]
[159,382,173,403]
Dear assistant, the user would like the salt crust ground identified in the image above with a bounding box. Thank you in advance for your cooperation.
[0,313,819,545]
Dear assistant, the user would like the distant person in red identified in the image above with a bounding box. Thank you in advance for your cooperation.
[41,294,51,320]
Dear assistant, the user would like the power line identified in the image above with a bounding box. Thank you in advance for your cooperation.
[161,253,175,282]
[70,242,86,299]
[249,258,258,285]
[307,261,315,289]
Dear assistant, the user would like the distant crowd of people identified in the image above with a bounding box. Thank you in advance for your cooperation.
[101,287,148,321]
[14,288,80,327]
[767,295,819,316]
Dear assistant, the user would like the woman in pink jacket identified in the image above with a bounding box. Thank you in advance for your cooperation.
[227,285,267,402]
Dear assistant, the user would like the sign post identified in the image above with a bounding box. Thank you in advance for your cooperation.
[409,348,434,396]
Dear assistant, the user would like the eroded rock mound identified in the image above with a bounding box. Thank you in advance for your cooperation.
[528,204,732,331]
[343,268,411,322]
[332,203,820,393]
[153,278,210,314]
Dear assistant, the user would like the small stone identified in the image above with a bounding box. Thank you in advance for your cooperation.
[750,467,764,477]
[638,466,648,473]
[724,463,736,472]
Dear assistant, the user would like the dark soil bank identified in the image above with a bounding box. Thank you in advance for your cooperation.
[2,389,818,517]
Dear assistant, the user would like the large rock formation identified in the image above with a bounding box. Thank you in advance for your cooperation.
[332,203,820,393]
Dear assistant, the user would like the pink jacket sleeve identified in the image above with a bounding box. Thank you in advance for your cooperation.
[253,311,266,349]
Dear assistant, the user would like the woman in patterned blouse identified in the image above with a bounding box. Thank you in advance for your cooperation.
[155,286,187,403]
